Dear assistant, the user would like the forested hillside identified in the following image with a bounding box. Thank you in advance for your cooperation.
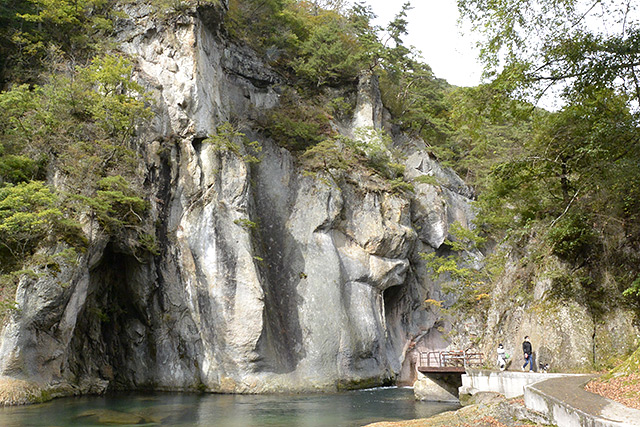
[0,0,639,382]
[459,0,640,305]
[452,0,640,367]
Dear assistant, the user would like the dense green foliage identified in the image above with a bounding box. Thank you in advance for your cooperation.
[0,0,219,84]
[0,0,118,84]
[260,88,335,151]
[0,53,152,312]
[0,0,638,331]
[0,182,67,261]
[291,10,363,86]
[458,0,640,104]
[442,84,533,188]
[226,0,369,86]
[455,0,640,309]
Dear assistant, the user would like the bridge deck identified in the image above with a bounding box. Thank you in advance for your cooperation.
[417,366,466,373]
[417,350,484,374]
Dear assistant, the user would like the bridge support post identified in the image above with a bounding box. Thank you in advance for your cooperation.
[413,371,462,402]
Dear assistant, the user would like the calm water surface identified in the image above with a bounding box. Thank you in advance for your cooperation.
[0,387,459,426]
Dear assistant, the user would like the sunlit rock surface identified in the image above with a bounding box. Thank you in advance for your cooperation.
[0,2,479,402]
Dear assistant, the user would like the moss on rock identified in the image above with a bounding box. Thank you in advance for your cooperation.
[0,377,51,406]
[611,345,640,376]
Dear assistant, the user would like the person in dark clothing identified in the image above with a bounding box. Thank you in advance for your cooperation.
[522,336,533,372]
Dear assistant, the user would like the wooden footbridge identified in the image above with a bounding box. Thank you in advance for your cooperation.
[417,350,484,373]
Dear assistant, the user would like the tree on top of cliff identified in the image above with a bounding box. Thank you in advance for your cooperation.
[291,10,363,86]
[457,0,640,105]
[457,0,640,306]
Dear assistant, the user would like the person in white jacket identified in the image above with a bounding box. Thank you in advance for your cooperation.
[497,343,509,371]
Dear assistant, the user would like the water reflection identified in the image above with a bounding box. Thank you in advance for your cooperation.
[0,387,459,426]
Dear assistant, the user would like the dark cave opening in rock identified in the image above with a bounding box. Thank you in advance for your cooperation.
[383,284,404,322]
[382,284,405,383]
[66,244,156,391]
[382,283,420,386]
[191,136,206,154]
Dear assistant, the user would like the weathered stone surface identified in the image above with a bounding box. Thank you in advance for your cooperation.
[365,393,551,427]
[477,257,640,373]
[10,1,629,406]
[352,72,384,132]
[404,146,474,200]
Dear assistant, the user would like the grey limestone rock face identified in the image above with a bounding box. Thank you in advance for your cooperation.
[477,257,640,373]
[0,3,477,401]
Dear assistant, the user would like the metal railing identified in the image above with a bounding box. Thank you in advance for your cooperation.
[418,349,484,371]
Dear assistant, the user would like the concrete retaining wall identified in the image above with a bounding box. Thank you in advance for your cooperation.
[460,369,576,398]
[525,376,640,427]
[459,370,640,427]
[414,372,462,402]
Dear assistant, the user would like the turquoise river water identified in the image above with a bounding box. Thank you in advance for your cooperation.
[0,387,459,426]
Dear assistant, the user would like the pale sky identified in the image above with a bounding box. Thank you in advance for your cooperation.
[360,0,483,87]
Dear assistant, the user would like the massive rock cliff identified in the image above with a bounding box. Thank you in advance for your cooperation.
[0,3,478,402]
[1,3,638,407]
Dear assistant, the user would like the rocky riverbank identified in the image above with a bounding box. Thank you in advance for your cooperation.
[365,392,553,427]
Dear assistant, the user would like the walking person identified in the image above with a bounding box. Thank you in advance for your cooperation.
[522,336,533,372]
[497,343,508,371]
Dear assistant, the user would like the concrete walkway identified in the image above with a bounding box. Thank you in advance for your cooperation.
[525,375,640,427]
[461,369,579,399]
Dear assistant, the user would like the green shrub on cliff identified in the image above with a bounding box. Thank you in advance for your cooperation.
[0,54,154,311]
[1,0,119,83]
[75,176,148,233]
[301,136,355,176]
[623,278,640,299]
[300,129,413,193]
[0,181,85,317]
[0,182,68,264]
[205,122,262,164]
[545,213,596,262]
[421,222,495,315]
[261,89,334,151]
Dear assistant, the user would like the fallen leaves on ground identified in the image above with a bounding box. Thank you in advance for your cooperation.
[585,373,640,410]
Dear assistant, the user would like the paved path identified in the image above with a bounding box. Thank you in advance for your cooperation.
[528,375,640,426]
